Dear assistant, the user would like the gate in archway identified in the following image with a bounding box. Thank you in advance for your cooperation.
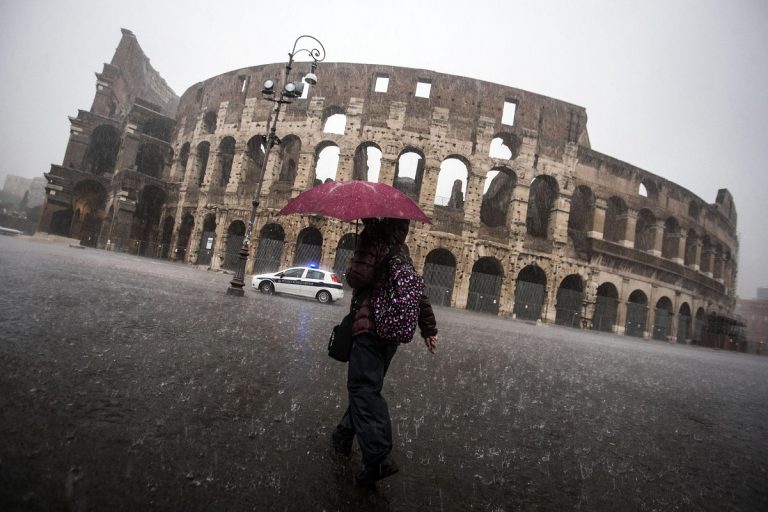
[513,281,546,321]
[423,263,455,307]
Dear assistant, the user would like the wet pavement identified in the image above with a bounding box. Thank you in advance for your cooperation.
[0,235,766,511]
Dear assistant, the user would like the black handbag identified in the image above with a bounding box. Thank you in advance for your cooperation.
[328,310,355,362]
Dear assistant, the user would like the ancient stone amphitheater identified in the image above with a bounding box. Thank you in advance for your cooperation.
[39,30,740,344]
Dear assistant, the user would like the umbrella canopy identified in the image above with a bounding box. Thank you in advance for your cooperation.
[277,180,432,224]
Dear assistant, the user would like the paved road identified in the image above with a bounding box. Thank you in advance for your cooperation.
[0,235,766,511]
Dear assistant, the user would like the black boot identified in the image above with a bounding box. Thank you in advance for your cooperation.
[354,456,399,486]
[331,430,353,458]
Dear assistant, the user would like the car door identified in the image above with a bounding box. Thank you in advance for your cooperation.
[277,268,305,296]
[304,269,326,298]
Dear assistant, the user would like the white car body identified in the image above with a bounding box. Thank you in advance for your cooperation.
[251,266,344,303]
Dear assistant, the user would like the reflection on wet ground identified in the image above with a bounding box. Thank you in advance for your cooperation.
[1,236,766,511]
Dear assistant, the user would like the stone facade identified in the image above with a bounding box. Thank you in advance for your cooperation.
[38,30,740,343]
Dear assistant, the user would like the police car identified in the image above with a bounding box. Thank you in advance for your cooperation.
[251,265,344,303]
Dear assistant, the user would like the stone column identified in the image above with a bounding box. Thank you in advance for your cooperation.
[588,198,607,240]
[418,161,441,217]
[335,152,354,182]
[509,181,530,241]
[672,233,685,265]
[620,211,637,248]
[691,239,702,271]
[649,221,664,257]
[701,247,714,278]
[550,196,570,243]
[378,156,397,185]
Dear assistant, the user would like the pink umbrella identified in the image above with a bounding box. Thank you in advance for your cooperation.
[277,180,431,224]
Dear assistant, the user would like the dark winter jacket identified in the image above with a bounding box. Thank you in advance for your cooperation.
[346,218,438,341]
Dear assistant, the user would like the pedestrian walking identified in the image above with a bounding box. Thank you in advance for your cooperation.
[332,217,438,486]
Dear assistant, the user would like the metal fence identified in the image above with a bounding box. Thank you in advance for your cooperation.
[652,308,671,340]
[105,238,170,259]
[423,263,456,307]
[513,281,545,321]
[625,302,648,338]
[293,243,322,267]
[222,235,244,270]
[466,272,502,314]
[677,314,690,343]
[555,288,584,327]
[253,239,284,274]
[592,296,618,332]
[333,248,354,284]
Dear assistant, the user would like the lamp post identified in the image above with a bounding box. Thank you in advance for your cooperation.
[226,35,326,296]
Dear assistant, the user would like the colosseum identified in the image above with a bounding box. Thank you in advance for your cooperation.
[38,29,741,345]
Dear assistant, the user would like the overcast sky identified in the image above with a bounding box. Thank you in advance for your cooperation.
[0,0,766,298]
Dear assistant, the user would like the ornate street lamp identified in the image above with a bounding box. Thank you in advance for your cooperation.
[226,35,326,296]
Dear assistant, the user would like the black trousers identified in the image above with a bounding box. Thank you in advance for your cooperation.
[335,333,398,466]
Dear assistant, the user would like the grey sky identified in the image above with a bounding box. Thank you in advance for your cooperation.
[1,0,766,297]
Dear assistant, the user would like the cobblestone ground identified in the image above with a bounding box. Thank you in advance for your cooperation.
[0,235,767,511]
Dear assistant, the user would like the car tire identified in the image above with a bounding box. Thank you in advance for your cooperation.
[317,290,332,303]
[259,281,275,295]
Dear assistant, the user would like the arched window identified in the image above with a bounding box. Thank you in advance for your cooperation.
[634,209,656,252]
[488,133,520,160]
[684,229,698,267]
[661,217,680,259]
[203,111,217,134]
[218,137,236,187]
[196,142,210,186]
[314,143,340,185]
[83,124,121,174]
[435,157,469,208]
[244,135,267,187]
[394,148,425,201]
[525,175,559,238]
[567,185,595,234]
[178,143,190,172]
[135,143,166,178]
[480,167,516,228]
[604,197,628,243]
[322,107,346,135]
[352,142,382,182]
[278,135,302,185]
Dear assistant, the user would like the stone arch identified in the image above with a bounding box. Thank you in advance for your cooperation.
[513,264,547,321]
[424,248,457,307]
[436,156,469,209]
[178,142,190,174]
[313,141,340,185]
[700,236,712,274]
[294,227,323,266]
[160,215,174,259]
[568,185,595,234]
[141,118,173,142]
[130,185,166,255]
[203,110,217,134]
[333,232,359,281]
[176,213,195,261]
[197,213,217,265]
[254,223,285,273]
[243,135,267,189]
[639,178,658,200]
[713,243,723,279]
[688,201,701,220]
[677,302,692,344]
[70,179,107,244]
[593,282,619,332]
[222,220,246,271]
[625,289,649,338]
[218,136,236,187]
[693,307,706,343]
[278,134,302,185]
[555,274,585,327]
[136,142,166,178]
[480,167,516,228]
[352,142,383,182]
[467,257,503,314]
[604,196,628,243]
[526,174,559,238]
[394,147,425,201]
[634,208,656,252]
[196,141,210,186]
[488,132,521,160]
[653,296,674,341]
[684,229,698,267]
[661,217,680,259]
[83,124,120,175]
